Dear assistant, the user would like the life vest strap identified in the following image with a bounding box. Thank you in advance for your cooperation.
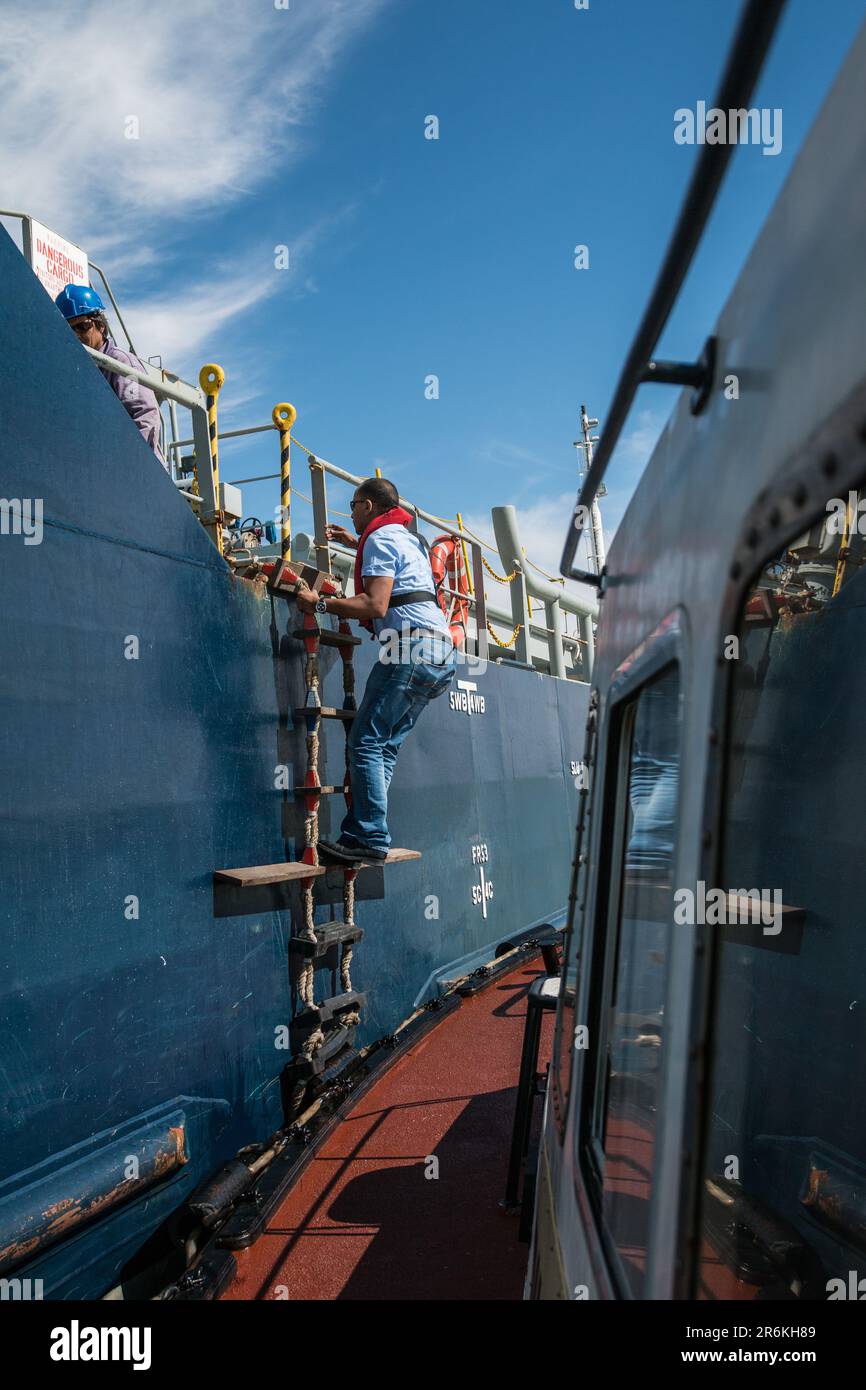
[388,589,438,607]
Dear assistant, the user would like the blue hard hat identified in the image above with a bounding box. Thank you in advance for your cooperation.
[55,283,106,320]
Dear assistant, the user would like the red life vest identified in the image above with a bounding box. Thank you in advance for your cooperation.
[353,506,415,632]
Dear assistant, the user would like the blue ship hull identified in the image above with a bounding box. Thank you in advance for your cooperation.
[0,227,588,1297]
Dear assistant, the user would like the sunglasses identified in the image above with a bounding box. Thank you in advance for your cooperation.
[350,498,368,509]
[69,318,95,336]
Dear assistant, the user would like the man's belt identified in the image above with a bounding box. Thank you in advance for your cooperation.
[388,590,438,607]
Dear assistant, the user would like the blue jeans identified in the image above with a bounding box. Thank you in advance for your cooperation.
[340,632,456,854]
[625,754,679,873]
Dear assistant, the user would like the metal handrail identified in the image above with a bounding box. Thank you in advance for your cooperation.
[559,0,789,583]
[82,344,204,410]
[169,422,275,453]
[298,454,592,679]
[305,452,471,544]
[302,452,490,663]
[80,344,222,538]
[88,260,138,354]
[2,205,590,670]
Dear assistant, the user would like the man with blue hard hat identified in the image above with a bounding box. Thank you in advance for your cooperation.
[55,284,166,466]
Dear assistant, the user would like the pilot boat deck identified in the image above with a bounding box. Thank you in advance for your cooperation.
[220,958,553,1301]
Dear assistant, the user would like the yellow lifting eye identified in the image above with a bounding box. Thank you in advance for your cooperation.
[199,363,226,393]
[272,402,297,430]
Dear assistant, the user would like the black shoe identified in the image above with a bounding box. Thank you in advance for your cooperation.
[318,838,388,865]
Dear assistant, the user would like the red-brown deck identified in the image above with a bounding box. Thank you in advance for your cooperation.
[221,959,553,1300]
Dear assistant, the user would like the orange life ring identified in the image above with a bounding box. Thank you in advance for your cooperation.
[430,534,470,649]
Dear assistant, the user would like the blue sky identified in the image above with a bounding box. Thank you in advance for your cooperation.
[2,0,865,581]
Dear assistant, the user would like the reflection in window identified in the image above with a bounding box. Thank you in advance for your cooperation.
[554,736,594,1129]
[697,492,866,1300]
[597,664,680,1295]
[554,915,580,1129]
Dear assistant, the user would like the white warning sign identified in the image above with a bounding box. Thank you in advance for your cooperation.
[27,218,89,302]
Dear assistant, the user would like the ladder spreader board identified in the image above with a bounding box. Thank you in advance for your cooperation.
[293,707,356,721]
[215,862,327,887]
[214,848,422,887]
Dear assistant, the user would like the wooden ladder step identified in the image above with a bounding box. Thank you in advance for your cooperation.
[215,861,326,887]
[214,848,421,888]
[293,706,356,721]
[289,922,364,959]
[318,847,422,868]
[292,627,362,648]
[292,785,347,797]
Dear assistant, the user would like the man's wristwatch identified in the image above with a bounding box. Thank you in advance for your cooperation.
[315,598,329,615]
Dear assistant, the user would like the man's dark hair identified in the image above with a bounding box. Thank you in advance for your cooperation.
[90,311,110,339]
[356,477,399,511]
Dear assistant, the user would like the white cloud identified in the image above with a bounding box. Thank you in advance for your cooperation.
[615,407,665,467]
[1,1,386,383]
[122,267,274,365]
[0,0,388,250]
[111,203,357,382]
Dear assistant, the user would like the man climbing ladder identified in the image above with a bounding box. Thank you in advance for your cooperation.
[296,477,456,864]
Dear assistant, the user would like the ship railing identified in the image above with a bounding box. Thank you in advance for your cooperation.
[2,206,594,676]
[167,421,596,680]
[303,453,596,680]
[303,450,491,664]
[80,344,225,550]
[0,208,216,519]
[435,580,586,670]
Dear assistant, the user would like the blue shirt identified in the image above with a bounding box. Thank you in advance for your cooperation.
[361,524,451,641]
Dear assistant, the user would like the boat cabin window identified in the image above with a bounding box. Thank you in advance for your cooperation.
[695,491,866,1300]
[585,663,681,1295]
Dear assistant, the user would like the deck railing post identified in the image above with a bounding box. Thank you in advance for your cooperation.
[167,400,181,483]
[198,365,225,556]
[545,599,566,679]
[469,541,488,665]
[510,569,532,666]
[272,403,296,562]
[581,613,595,680]
[190,397,220,547]
[309,457,332,575]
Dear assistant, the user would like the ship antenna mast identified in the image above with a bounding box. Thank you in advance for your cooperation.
[574,404,606,575]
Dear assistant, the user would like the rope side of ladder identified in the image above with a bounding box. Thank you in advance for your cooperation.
[297,601,361,1060]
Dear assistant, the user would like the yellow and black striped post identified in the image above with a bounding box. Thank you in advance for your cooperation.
[199,363,225,555]
[272,402,297,561]
[456,511,474,596]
